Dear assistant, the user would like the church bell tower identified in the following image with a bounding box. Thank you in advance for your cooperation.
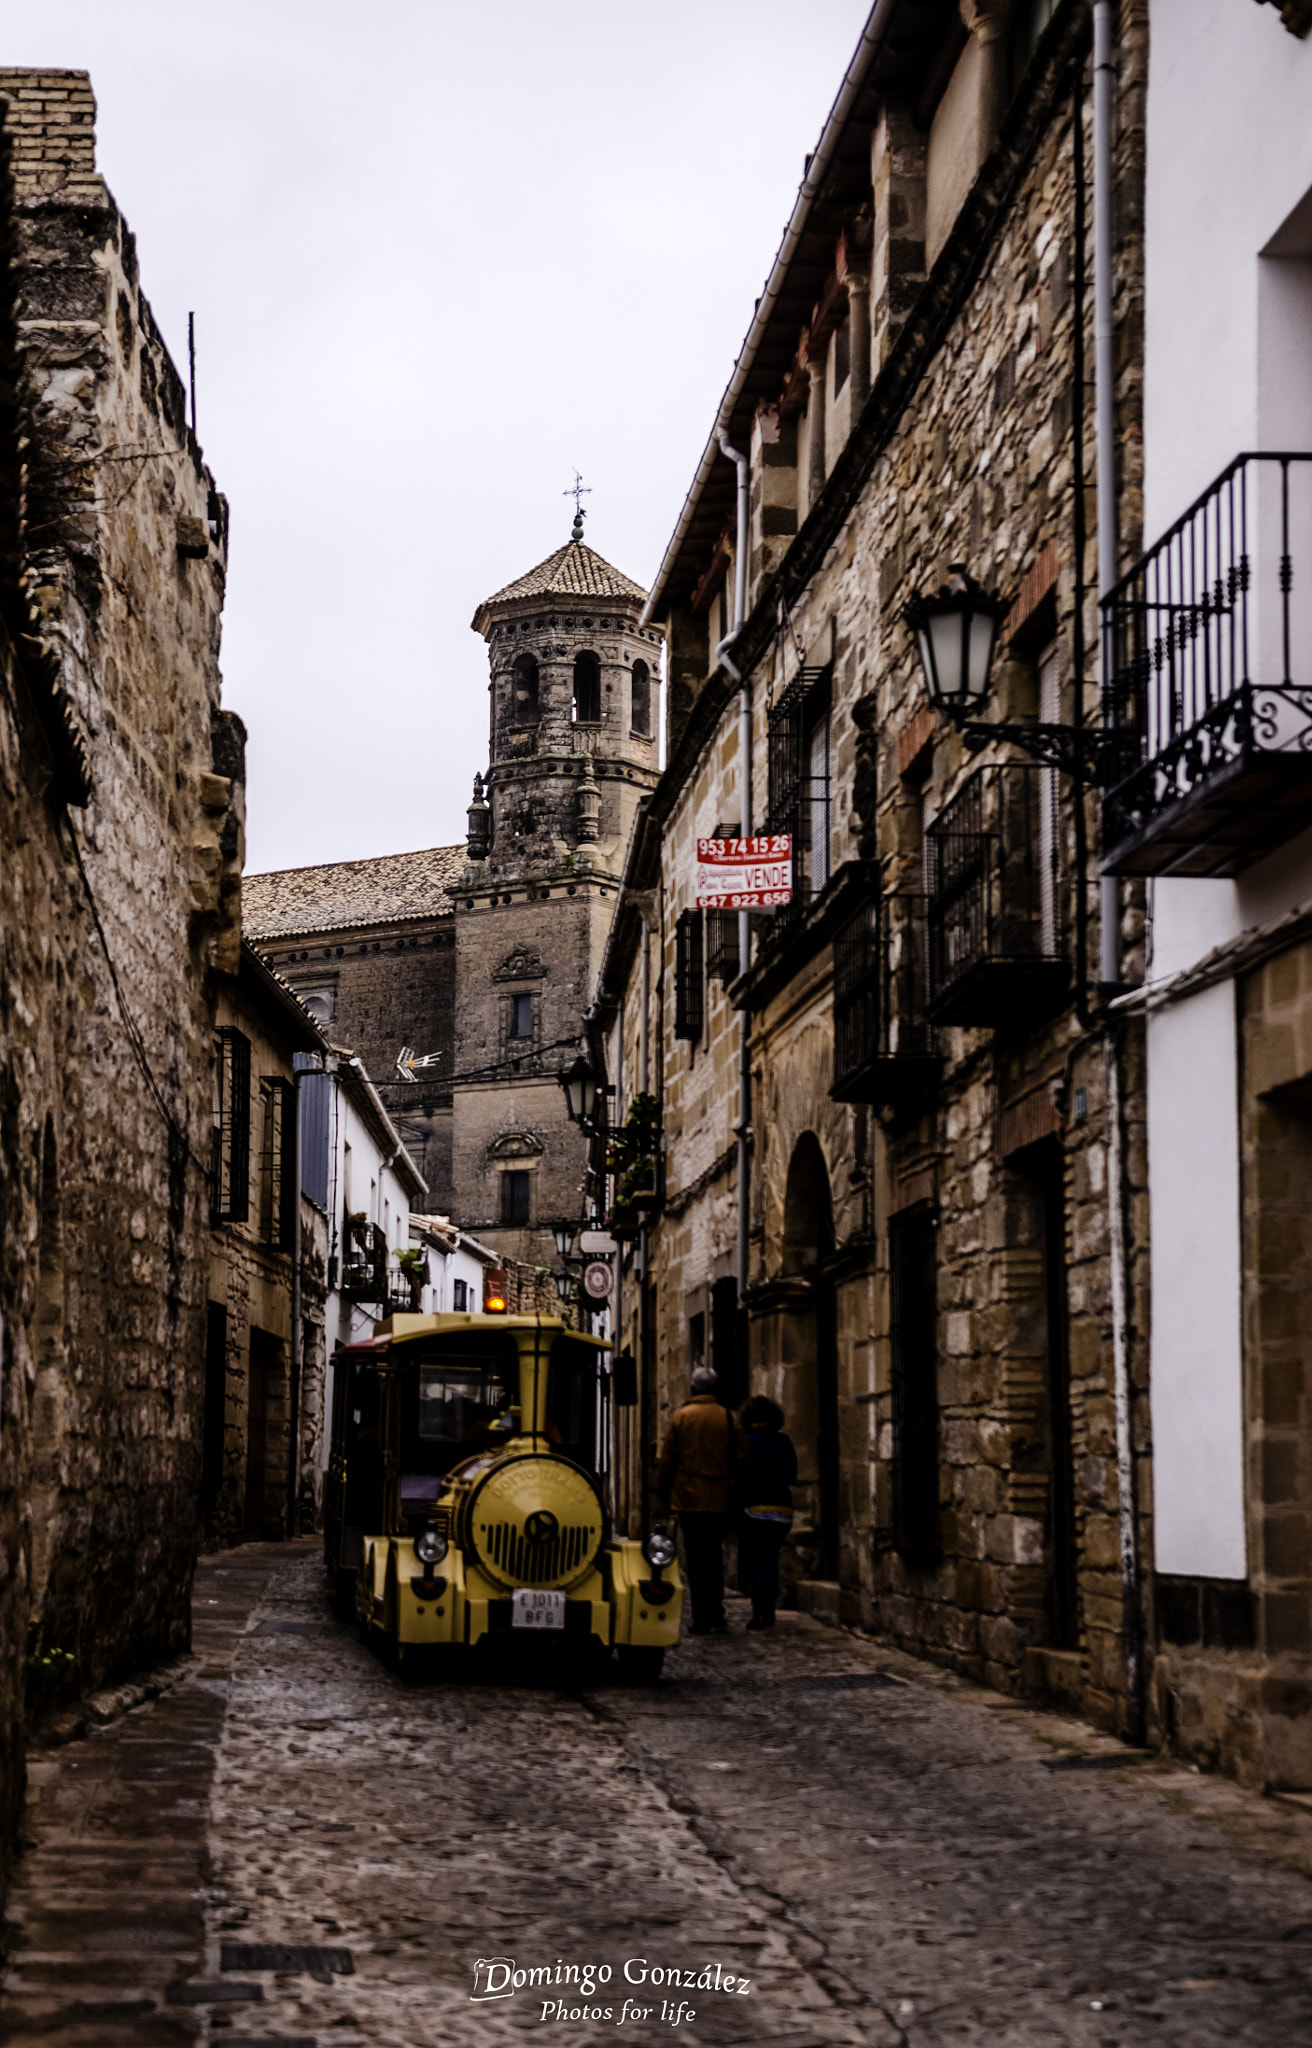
[450,514,663,1269]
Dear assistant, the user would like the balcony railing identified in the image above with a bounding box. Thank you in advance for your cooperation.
[926,761,1068,1028]
[831,894,939,1116]
[341,1220,389,1304]
[1102,452,1312,876]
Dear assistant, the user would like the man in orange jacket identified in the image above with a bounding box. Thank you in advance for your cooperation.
[655,1365,739,1634]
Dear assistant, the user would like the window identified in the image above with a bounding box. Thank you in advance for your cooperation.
[452,1278,468,1312]
[889,1203,939,1562]
[501,1169,531,1226]
[509,992,533,1039]
[257,1076,297,1250]
[1038,643,1060,956]
[511,652,540,725]
[766,669,831,910]
[706,909,740,982]
[572,650,601,723]
[211,1027,251,1223]
[674,908,704,1040]
[631,658,651,736]
[546,1335,600,1472]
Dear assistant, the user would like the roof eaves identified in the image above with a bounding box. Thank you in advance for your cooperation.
[640,0,934,626]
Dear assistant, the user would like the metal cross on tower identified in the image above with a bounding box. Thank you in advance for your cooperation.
[563,470,592,534]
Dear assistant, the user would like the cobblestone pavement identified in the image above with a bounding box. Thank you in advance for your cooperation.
[5,1545,1312,2047]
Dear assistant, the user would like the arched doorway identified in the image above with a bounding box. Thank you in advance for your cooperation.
[782,1132,839,1578]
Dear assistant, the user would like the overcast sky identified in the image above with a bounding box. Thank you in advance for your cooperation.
[7,1,870,873]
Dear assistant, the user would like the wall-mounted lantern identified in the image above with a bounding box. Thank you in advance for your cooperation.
[904,565,1008,722]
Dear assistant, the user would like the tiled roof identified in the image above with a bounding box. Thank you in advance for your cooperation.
[474,539,647,619]
[243,844,465,940]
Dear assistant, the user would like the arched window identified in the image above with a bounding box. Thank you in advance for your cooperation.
[511,652,539,725]
[631,658,651,737]
[572,650,601,724]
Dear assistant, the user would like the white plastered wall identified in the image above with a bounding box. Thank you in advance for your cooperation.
[1142,1,1312,1577]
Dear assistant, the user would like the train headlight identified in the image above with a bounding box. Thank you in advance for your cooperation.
[415,1524,448,1567]
[643,1530,676,1571]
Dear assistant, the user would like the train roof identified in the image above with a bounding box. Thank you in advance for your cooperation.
[334,1312,610,1358]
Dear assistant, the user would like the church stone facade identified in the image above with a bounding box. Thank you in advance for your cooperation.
[451,531,662,1267]
[244,528,662,1275]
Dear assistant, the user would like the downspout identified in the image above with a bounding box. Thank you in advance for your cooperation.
[1092,0,1143,1742]
[287,1071,303,1538]
[717,436,753,1332]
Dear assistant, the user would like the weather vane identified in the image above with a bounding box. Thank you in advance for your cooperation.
[564,469,592,539]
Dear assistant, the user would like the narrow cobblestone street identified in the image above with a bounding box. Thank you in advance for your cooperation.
[5,1545,1312,2048]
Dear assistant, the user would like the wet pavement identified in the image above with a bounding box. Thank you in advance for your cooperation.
[4,1540,1312,2046]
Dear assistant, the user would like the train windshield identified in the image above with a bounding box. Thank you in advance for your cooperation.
[398,1334,520,1489]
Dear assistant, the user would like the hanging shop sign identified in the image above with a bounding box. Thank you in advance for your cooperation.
[695,833,792,909]
[582,1259,613,1301]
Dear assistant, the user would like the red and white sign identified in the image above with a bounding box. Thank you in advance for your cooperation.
[582,1259,613,1301]
[695,834,792,910]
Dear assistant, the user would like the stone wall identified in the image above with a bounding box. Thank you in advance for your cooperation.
[260,915,458,1213]
[609,1,1153,1726]
[0,73,238,1900]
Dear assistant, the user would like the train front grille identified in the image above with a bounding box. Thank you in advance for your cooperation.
[481,1521,594,1586]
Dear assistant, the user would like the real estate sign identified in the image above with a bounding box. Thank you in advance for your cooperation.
[695,834,792,909]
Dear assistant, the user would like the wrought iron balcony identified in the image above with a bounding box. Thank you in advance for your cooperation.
[926,761,1068,1028]
[341,1220,389,1304]
[831,894,939,1116]
[1102,452,1312,876]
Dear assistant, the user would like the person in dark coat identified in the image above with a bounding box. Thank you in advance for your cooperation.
[655,1365,738,1634]
[736,1395,797,1630]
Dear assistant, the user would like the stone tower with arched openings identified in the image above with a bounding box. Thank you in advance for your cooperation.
[450,520,664,1269]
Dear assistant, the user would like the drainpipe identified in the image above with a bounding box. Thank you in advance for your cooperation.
[287,1071,303,1538]
[716,436,753,1329]
[1092,0,1143,1742]
[1094,0,1119,992]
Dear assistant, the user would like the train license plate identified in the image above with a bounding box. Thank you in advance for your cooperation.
[512,1589,565,1630]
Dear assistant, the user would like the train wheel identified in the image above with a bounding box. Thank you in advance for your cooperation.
[616,1646,665,1685]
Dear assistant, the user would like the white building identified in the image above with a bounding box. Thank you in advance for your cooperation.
[1114,0,1312,1783]
[299,1050,427,1483]
[408,1212,500,1315]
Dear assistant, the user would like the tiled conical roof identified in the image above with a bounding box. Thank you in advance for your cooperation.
[472,540,647,631]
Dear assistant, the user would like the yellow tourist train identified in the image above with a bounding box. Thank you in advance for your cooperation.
[324,1311,681,1677]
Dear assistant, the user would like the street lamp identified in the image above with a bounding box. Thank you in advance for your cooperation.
[904,565,1008,722]
[559,1052,599,1128]
[551,1220,576,1263]
[553,1267,576,1306]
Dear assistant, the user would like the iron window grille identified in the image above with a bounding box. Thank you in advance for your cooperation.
[924,760,1068,1028]
[832,894,939,1115]
[765,668,831,932]
[258,1076,297,1252]
[889,1202,940,1563]
[674,908,704,1040]
[706,908,741,982]
[1101,451,1312,877]
[211,1027,251,1224]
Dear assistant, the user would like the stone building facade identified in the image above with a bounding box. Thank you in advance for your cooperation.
[243,846,464,1210]
[596,0,1154,1734]
[0,73,241,1895]
[204,943,330,1550]
[452,532,664,1271]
